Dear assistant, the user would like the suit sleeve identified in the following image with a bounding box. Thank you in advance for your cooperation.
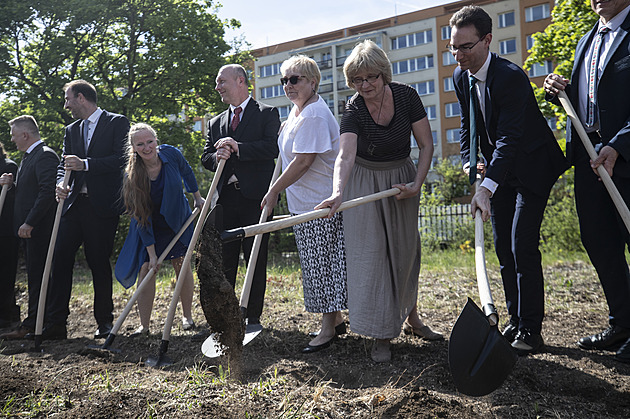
[236,106,280,161]
[454,70,471,168]
[201,118,220,172]
[86,115,129,176]
[25,149,59,228]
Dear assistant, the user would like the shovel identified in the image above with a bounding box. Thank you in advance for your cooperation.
[146,158,225,367]
[0,183,8,216]
[448,198,517,396]
[201,156,283,358]
[557,91,630,233]
[33,169,71,351]
[92,207,200,352]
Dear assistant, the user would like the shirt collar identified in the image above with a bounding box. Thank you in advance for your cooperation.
[85,107,103,126]
[599,4,630,32]
[230,96,251,114]
[26,140,43,154]
[469,52,492,83]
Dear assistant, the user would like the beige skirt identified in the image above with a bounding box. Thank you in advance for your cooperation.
[343,156,421,339]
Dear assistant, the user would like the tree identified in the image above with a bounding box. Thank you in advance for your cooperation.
[431,158,470,204]
[0,0,248,167]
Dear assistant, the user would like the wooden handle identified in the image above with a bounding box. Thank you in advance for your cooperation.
[240,156,283,310]
[0,183,8,216]
[161,158,226,342]
[35,170,71,337]
[474,208,497,326]
[558,91,630,233]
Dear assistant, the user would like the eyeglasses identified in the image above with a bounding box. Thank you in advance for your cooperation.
[352,74,381,86]
[280,75,306,85]
[446,35,486,54]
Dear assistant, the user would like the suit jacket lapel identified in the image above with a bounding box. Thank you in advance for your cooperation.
[483,54,495,134]
[234,100,256,140]
[220,111,230,138]
[601,16,630,77]
[87,111,108,155]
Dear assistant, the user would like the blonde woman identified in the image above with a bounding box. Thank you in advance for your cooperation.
[115,123,204,336]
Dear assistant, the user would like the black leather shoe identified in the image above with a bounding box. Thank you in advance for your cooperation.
[502,321,519,343]
[94,322,113,339]
[578,325,630,351]
[615,338,630,363]
[309,322,347,338]
[25,323,67,340]
[191,329,210,342]
[302,336,335,354]
[511,328,544,356]
[247,317,260,326]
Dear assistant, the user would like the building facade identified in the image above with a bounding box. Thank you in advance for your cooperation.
[249,0,555,182]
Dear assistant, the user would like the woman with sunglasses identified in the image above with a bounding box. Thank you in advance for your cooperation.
[261,55,347,354]
[316,40,441,362]
[115,123,204,337]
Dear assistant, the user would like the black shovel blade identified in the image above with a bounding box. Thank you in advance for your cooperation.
[448,298,517,396]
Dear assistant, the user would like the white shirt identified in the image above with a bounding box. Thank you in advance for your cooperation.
[82,107,103,172]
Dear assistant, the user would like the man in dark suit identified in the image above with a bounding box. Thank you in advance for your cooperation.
[0,115,59,339]
[201,64,280,327]
[0,143,19,330]
[40,80,129,340]
[544,0,630,362]
[449,6,569,355]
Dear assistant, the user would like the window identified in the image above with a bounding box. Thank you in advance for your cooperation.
[443,77,455,92]
[391,29,433,49]
[259,63,281,78]
[500,39,517,55]
[278,105,291,119]
[526,35,535,50]
[193,121,202,132]
[431,131,438,146]
[392,55,434,75]
[445,102,460,118]
[526,4,550,22]
[528,60,554,77]
[441,25,451,40]
[260,85,284,99]
[442,51,457,66]
[410,80,435,96]
[446,128,460,143]
[426,105,436,120]
[498,11,515,28]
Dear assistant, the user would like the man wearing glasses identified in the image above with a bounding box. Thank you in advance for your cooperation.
[201,64,280,329]
[449,6,568,355]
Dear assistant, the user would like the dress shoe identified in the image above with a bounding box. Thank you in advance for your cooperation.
[0,326,33,340]
[247,317,260,326]
[578,325,630,351]
[25,323,67,340]
[94,322,113,339]
[371,339,391,362]
[309,322,347,338]
[615,338,630,363]
[191,329,210,342]
[402,321,443,341]
[130,325,150,338]
[502,321,519,343]
[512,328,544,356]
[302,336,335,353]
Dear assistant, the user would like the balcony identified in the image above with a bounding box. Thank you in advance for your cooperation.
[337,80,350,91]
[318,83,333,94]
[336,55,347,67]
[317,59,332,69]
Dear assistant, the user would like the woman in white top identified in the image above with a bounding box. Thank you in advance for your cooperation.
[262,55,347,354]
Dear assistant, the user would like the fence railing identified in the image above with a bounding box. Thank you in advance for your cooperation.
[419,203,472,242]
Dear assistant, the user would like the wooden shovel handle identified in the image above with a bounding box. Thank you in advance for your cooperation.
[558,91,630,233]
[474,207,497,326]
[0,183,8,216]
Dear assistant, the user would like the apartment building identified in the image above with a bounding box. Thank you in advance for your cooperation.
[250,0,554,180]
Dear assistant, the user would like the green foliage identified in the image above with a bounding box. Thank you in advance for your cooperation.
[431,158,470,204]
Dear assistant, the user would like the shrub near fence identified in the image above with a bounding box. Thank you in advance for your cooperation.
[419,204,479,250]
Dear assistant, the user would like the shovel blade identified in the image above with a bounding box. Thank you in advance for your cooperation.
[448,298,517,396]
[201,323,263,358]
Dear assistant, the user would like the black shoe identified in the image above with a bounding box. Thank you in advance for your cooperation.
[25,323,67,340]
[191,329,210,343]
[309,322,347,338]
[502,321,519,343]
[94,322,113,339]
[302,336,335,354]
[578,325,630,351]
[511,329,544,356]
[247,317,260,326]
[616,338,630,363]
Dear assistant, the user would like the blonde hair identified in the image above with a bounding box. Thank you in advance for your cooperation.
[343,40,393,89]
[280,55,321,91]
[122,123,159,226]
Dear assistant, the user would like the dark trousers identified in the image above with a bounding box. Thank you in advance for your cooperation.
[218,183,271,321]
[491,178,549,333]
[20,234,52,329]
[47,196,118,326]
[574,147,630,329]
[0,234,19,323]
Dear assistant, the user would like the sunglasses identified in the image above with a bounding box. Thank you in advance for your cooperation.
[280,75,306,85]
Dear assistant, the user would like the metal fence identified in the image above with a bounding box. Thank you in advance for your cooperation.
[418,204,472,242]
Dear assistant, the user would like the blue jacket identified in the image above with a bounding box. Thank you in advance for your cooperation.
[115,144,199,288]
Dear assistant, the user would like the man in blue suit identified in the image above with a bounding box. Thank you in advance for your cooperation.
[450,5,568,355]
[39,80,129,340]
[545,0,630,362]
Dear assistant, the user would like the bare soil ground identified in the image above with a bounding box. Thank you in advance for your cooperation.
[1,257,629,418]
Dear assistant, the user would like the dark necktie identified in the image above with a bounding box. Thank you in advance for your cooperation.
[82,119,90,154]
[586,26,610,127]
[469,75,479,185]
[231,106,242,132]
